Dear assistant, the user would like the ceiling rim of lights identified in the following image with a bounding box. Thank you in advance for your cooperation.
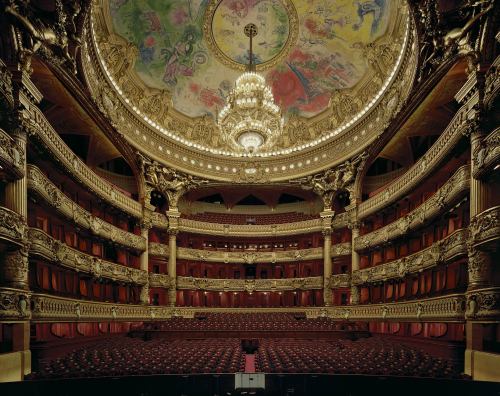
[90,6,410,159]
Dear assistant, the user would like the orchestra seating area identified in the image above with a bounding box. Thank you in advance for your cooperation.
[31,334,461,379]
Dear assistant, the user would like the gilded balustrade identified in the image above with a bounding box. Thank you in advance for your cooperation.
[148,273,173,289]
[352,229,469,286]
[358,103,471,219]
[26,106,142,218]
[176,276,323,292]
[324,293,466,322]
[27,165,146,251]
[28,228,148,285]
[26,292,466,322]
[355,165,470,251]
[149,243,351,262]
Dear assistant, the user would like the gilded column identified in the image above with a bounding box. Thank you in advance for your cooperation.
[167,210,180,307]
[350,222,361,304]
[139,222,150,304]
[321,211,334,306]
[168,230,178,306]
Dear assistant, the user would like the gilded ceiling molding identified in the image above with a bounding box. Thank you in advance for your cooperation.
[351,228,469,286]
[26,105,142,218]
[358,102,472,219]
[176,276,323,292]
[28,228,148,286]
[292,152,369,209]
[80,2,416,181]
[139,153,208,210]
[355,165,470,251]
[27,165,146,251]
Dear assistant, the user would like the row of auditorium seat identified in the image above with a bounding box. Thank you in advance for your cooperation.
[142,313,366,331]
[255,338,460,377]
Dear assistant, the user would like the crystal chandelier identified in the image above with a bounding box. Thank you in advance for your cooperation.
[217,23,283,153]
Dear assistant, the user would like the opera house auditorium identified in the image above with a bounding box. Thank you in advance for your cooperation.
[0,0,499,395]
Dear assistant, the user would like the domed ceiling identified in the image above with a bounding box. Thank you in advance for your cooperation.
[87,0,413,179]
[108,0,392,119]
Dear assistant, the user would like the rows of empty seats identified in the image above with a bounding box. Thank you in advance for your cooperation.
[255,338,460,377]
[143,313,365,332]
[184,212,317,225]
[33,337,244,378]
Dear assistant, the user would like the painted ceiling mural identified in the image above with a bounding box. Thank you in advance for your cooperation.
[109,0,391,119]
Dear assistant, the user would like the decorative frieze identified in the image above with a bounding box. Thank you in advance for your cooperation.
[28,228,148,286]
[27,106,142,218]
[352,229,469,286]
[0,128,25,180]
[0,206,26,246]
[176,276,323,292]
[473,128,499,178]
[469,205,500,248]
[27,165,146,251]
[358,104,470,219]
[355,165,470,250]
[466,287,500,321]
[149,273,174,289]
[0,288,31,320]
[329,274,351,289]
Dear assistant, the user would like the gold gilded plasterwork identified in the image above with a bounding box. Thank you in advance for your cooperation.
[202,0,299,72]
[81,0,416,181]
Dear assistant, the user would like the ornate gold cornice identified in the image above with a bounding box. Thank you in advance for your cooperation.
[355,165,470,250]
[352,229,469,286]
[28,228,148,286]
[176,276,322,292]
[0,206,26,246]
[469,206,500,249]
[27,165,146,251]
[80,3,416,181]
[358,103,471,219]
[26,105,142,218]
